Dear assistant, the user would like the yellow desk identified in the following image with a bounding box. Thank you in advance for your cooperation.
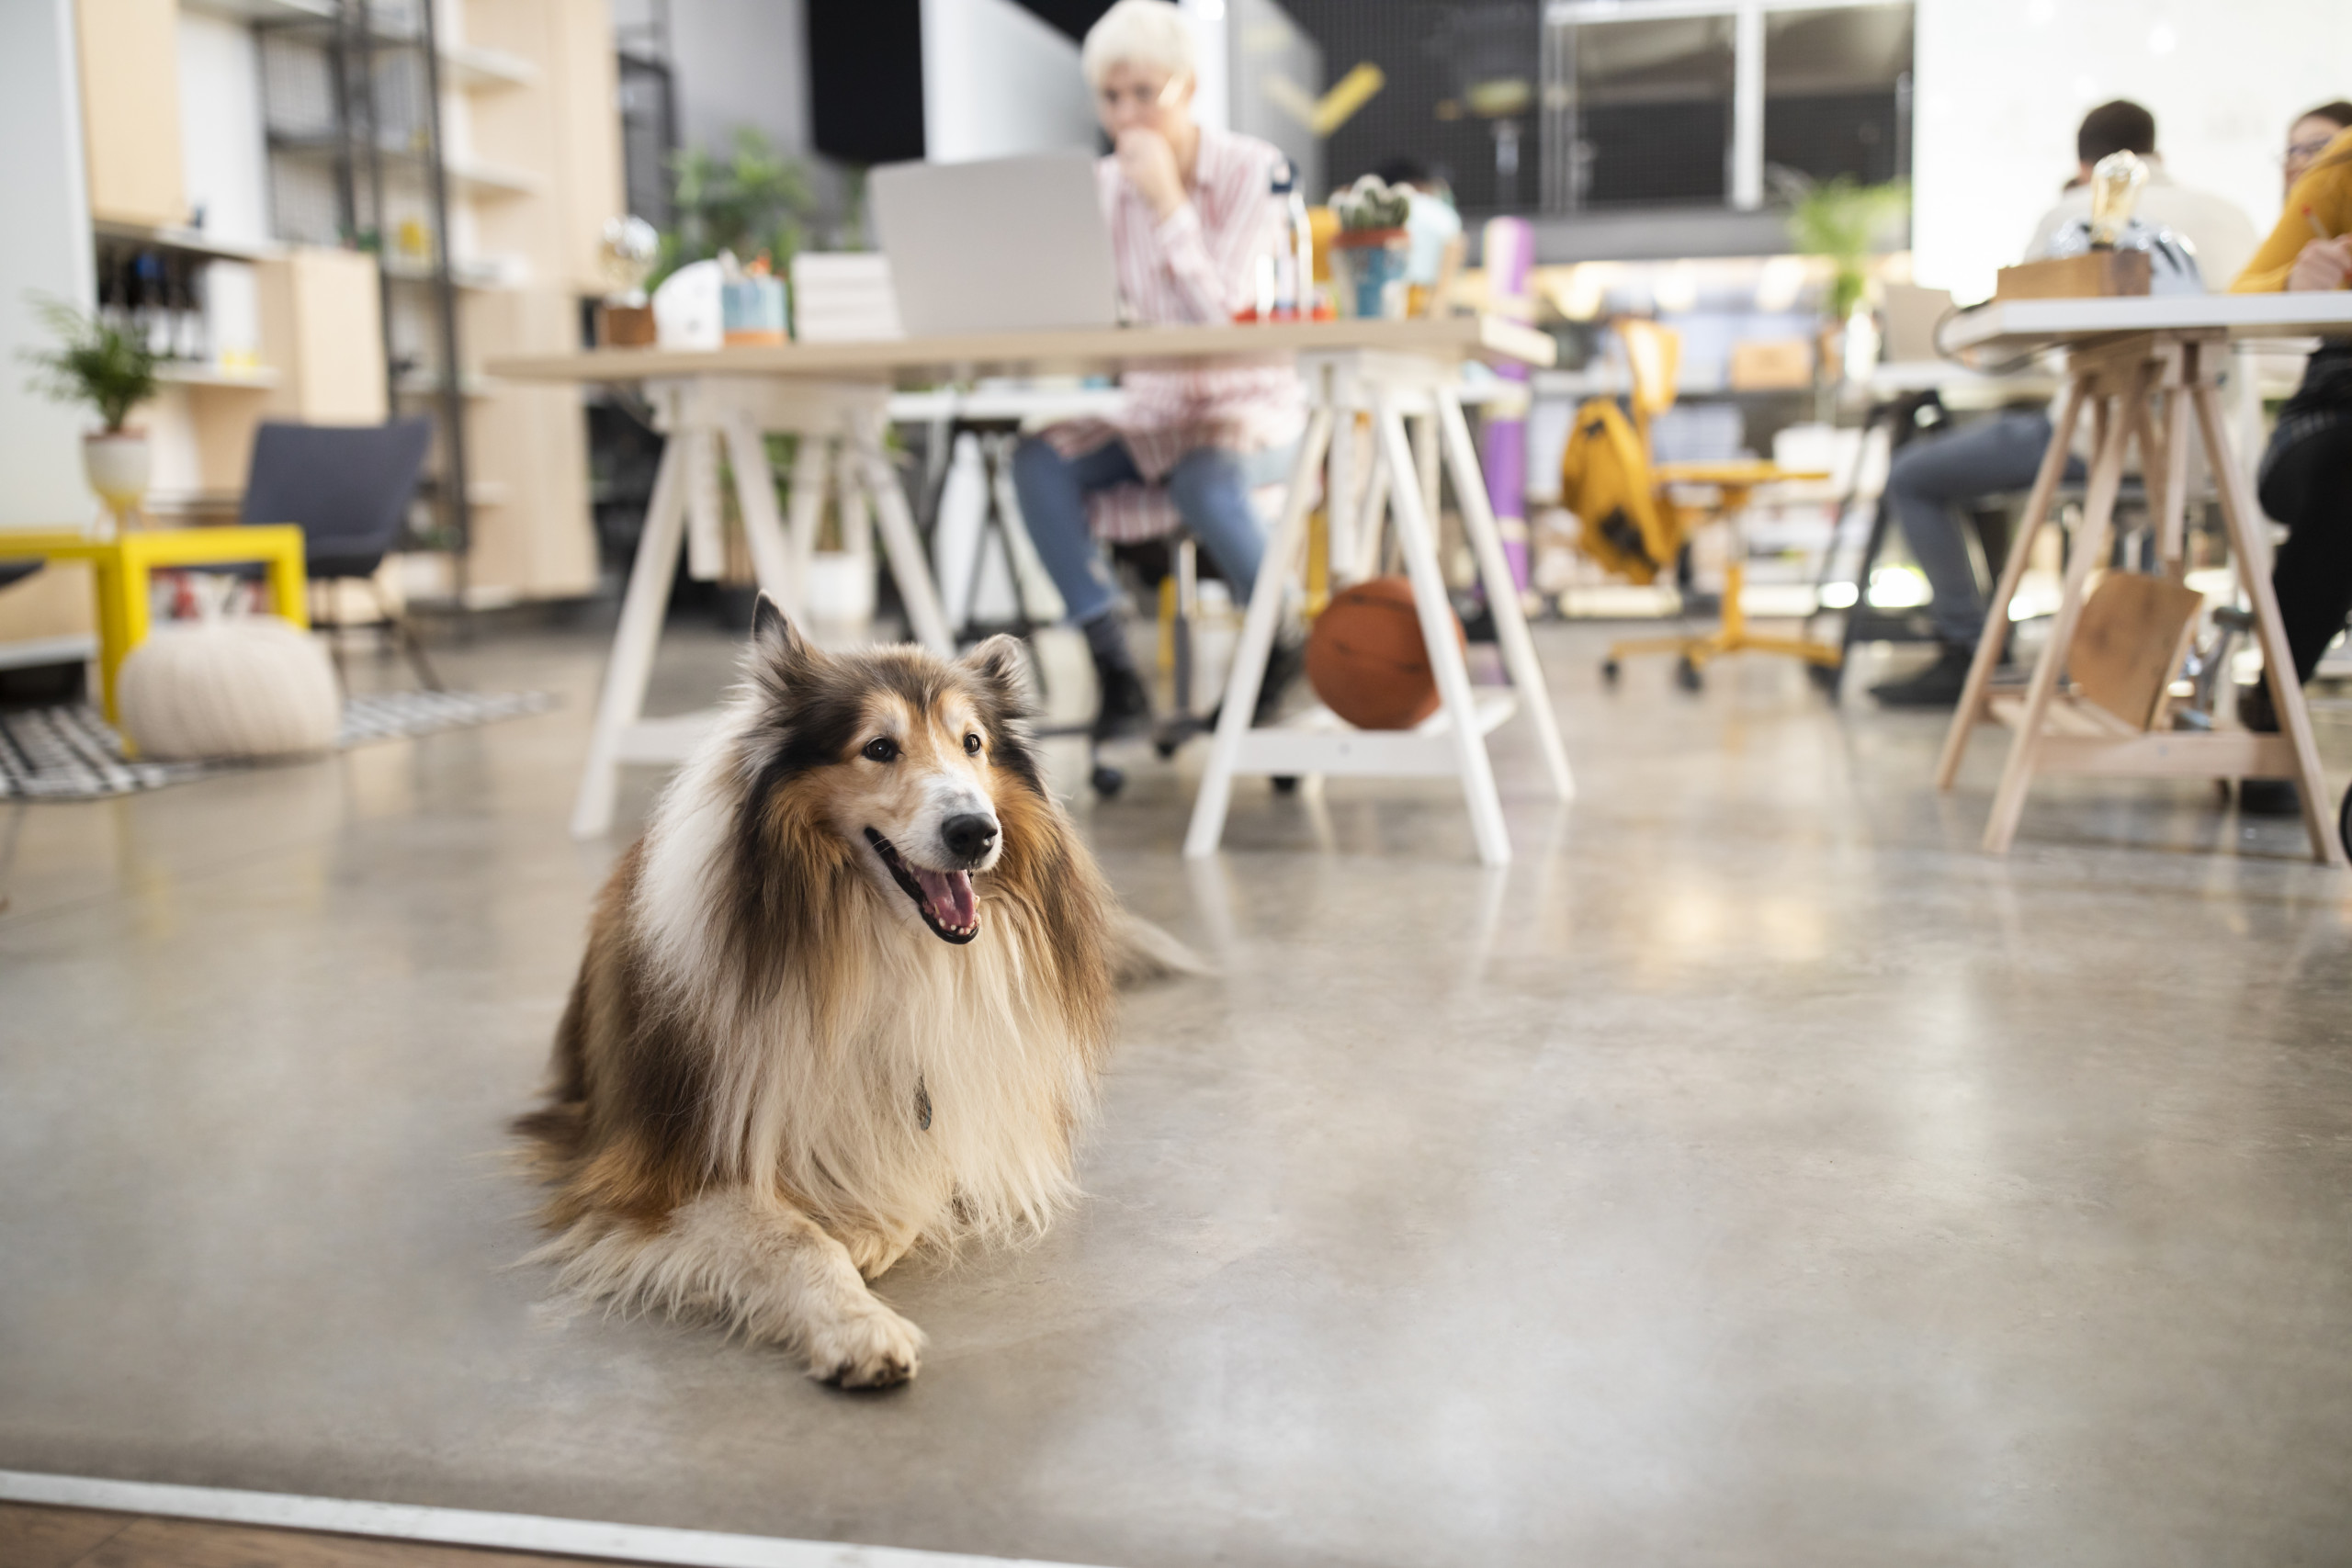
[0,526,309,722]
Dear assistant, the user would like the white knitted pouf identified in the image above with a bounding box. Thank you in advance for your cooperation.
[117,617,343,761]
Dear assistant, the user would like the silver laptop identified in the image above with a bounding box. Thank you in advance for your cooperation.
[870,152,1121,337]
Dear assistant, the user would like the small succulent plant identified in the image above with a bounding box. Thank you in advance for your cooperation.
[1333,175,1413,232]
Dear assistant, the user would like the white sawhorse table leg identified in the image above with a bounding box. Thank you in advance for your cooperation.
[844,407,955,657]
[1376,387,1510,864]
[571,424,695,840]
[569,378,956,839]
[1437,388,1573,800]
[1185,407,1336,858]
[1184,355,1572,864]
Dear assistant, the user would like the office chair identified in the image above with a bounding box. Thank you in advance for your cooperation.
[242,418,439,690]
[1589,318,1839,693]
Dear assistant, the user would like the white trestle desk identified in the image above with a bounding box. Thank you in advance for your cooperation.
[490,316,1572,860]
[1934,291,2352,867]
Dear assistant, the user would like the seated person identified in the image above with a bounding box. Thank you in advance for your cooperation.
[1011,0,1304,740]
[2228,106,2352,812]
[1872,99,2261,705]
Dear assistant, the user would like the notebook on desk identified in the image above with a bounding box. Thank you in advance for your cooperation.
[870,152,1122,337]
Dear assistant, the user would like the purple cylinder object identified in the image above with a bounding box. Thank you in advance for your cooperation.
[1476,216,1535,593]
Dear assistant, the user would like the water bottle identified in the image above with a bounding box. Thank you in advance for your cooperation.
[1269,160,1313,320]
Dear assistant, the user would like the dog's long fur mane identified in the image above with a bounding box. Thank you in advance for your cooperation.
[518,624,1119,1297]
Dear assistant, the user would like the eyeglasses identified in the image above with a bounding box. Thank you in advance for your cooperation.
[2285,136,2340,165]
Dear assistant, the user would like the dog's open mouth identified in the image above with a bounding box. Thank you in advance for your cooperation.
[865,829,979,943]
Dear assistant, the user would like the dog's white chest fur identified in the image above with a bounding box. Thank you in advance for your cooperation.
[635,735,1091,1257]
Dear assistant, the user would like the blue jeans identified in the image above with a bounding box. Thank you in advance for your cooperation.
[1010,437,1293,626]
[1885,410,2083,647]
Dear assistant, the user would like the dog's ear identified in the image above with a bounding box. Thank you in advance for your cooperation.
[958,634,1030,706]
[749,592,814,670]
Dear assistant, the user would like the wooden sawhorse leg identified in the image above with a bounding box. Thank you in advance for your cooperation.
[2189,370,2344,866]
[1935,381,2087,791]
[1980,368,2143,854]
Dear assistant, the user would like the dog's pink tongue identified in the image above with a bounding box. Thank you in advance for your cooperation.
[915,867,977,929]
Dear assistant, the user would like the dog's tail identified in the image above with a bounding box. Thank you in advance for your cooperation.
[1110,910,1213,985]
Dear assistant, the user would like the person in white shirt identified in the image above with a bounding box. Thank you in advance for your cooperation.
[1871,101,2262,706]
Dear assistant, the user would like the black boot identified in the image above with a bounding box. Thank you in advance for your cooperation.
[1082,612,1152,742]
[2233,682,2301,816]
[1198,632,1306,732]
[1254,633,1306,726]
[1870,643,1977,707]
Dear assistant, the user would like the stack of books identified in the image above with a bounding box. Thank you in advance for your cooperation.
[789,254,904,343]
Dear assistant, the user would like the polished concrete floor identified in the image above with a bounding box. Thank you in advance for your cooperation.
[5,615,2352,1568]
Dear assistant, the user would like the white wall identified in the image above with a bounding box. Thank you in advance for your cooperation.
[1179,0,1230,136]
[1227,0,1323,198]
[1914,0,2352,303]
[0,0,98,530]
[176,13,268,243]
[920,0,1096,164]
[660,0,812,157]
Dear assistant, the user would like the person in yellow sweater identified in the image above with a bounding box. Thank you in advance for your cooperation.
[2228,113,2352,811]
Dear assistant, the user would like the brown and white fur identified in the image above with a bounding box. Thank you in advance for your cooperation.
[516,598,1133,1388]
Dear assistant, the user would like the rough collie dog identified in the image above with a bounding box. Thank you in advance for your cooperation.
[517,599,1134,1388]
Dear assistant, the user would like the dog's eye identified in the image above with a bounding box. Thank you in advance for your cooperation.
[862,737,900,763]
[964,732,983,756]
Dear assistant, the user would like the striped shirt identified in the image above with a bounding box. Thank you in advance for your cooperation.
[1043,126,1307,542]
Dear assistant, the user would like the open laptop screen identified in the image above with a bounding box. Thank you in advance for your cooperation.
[870,151,1123,337]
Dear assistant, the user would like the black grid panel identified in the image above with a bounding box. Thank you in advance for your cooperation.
[1280,0,1541,213]
[617,55,677,231]
[1581,100,1730,207]
[257,28,339,139]
[1765,91,1903,186]
[1764,4,1911,185]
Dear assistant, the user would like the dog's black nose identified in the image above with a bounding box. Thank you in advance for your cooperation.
[941,813,999,863]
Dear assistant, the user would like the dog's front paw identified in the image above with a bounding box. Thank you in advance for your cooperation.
[806,1302,925,1389]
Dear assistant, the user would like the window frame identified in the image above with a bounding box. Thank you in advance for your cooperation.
[1543,0,1910,213]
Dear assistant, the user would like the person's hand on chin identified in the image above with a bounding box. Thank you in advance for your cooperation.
[1115,127,1187,221]
[2287,234,2352,291]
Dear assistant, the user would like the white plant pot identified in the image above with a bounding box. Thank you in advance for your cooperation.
[82,430,150,532]
[803,551,876,626]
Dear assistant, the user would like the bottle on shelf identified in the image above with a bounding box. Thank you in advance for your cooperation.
[1240,159,1318,323]
[1271,159,1312,321]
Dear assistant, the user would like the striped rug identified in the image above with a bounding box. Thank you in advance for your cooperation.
[0,691,555,802]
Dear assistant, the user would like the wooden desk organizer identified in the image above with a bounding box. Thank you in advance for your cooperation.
[1996,250,2152,301]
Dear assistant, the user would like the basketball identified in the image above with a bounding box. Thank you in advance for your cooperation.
[1305,576,1465,730]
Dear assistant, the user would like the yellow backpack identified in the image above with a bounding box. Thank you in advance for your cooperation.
[1558,397,1683,585]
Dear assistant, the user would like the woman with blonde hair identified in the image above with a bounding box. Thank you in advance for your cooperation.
[2228,111,2352,810]
[1011,0,1304,740]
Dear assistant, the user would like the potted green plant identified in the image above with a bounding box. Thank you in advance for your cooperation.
[1329,175,1414,319]
[22,298,160,533]
[1781,175,1910,400]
